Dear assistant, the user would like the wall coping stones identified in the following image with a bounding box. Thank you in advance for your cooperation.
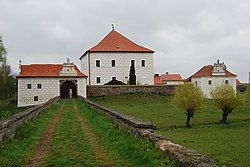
[79,96,218,167]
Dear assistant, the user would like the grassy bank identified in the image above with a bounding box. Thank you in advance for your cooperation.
[0,99,30,120]
[91,93,250,166]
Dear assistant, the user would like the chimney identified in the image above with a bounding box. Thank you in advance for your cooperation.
[19,60,21,73]
[166,72,169,74]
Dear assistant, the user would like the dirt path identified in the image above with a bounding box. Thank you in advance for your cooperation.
[72,100,116,167]
[25,100,65,167]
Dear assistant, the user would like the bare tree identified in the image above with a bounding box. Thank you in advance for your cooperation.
[172,84,205,128]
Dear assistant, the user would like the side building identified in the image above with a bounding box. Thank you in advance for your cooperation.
[79,28,154,85]
[154,73,184,85]
[17,59,87,107]
[186,60,236,98]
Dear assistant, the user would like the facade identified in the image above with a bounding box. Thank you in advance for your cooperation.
[187,60,237,98]
[79,29,154,85]
[154,73,184,85]
[17,59,87,107]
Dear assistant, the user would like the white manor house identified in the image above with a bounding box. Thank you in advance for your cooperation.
[79,28,154,85]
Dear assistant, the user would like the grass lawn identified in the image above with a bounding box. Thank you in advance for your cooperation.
[91,93,250,167]
[0,99,30,120]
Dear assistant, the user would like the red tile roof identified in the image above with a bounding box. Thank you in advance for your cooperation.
[191,65,236,78]
[17,64,86,78]
[80,29,154,59]
[154,74,165,85]
[160,74,183,81]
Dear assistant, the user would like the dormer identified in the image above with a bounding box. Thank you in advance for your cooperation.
[212,59,226,76]
[59,58,77,76]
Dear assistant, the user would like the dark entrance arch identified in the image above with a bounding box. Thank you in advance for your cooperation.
[60,81,77,98]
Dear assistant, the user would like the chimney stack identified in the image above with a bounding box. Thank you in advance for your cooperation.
[19,60,21,73]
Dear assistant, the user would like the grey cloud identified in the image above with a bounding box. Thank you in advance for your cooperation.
[0,0,250,82]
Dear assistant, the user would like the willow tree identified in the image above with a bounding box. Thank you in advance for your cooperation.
[211,84,243,123]
[0,36,16,98]
[172,84,205,128]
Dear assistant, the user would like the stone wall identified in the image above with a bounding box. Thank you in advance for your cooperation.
[78,96,217,167]
[87,85,176,97]
[0,97,59,141]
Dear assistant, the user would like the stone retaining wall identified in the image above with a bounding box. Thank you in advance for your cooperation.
[87,85,176,97]
[79,96,217,167]
[0,97,60,141]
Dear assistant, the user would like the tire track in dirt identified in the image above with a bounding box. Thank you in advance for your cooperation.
[25,100,65,167]
[72,100,116,167]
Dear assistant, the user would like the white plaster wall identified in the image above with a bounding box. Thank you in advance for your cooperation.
[80,53,89,84]
[77,77,87,97]
[166,81,184,85]
[18,78,60,107]
[18,77,87,107]
[191,76,236,98]
[81,52,154,85]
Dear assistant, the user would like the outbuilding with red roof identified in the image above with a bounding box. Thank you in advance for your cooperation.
[187,60,237,98]
[17,59,87,107]
[154,73,184,85]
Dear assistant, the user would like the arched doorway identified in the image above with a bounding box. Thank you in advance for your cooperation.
[60,81,77,98]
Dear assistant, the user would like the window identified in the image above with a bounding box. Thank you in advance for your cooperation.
[141,60,145,67]
[112,77,116,80]
[96,77,101,83]
[208,80,212,85]
[131,60,135,66]
[96,60,100,67]
[195,81,197,85]
[37,84,42,89]
[34,96,38,101]
[225,80,229,84]
[27,84,31,89]
[111,60,116,67]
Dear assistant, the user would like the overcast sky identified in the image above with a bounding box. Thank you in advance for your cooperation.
[0,0,250,82]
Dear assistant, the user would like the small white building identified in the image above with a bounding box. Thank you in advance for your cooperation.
[187,60,237,98]
[79,28,154,85]
[17,59,87,107]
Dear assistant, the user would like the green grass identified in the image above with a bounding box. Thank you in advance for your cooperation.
[0,99,30,120]
[0,100,62,166]
[75,99,174,167]
[46,100,101,166]
[91,93,250,167]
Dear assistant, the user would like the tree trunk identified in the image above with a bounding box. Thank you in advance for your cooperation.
[220,108,232,123]
[185,111,193,128]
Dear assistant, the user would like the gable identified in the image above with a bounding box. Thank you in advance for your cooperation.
[80,29,154,59]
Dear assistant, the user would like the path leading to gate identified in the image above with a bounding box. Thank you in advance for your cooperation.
[25,99,118,167]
